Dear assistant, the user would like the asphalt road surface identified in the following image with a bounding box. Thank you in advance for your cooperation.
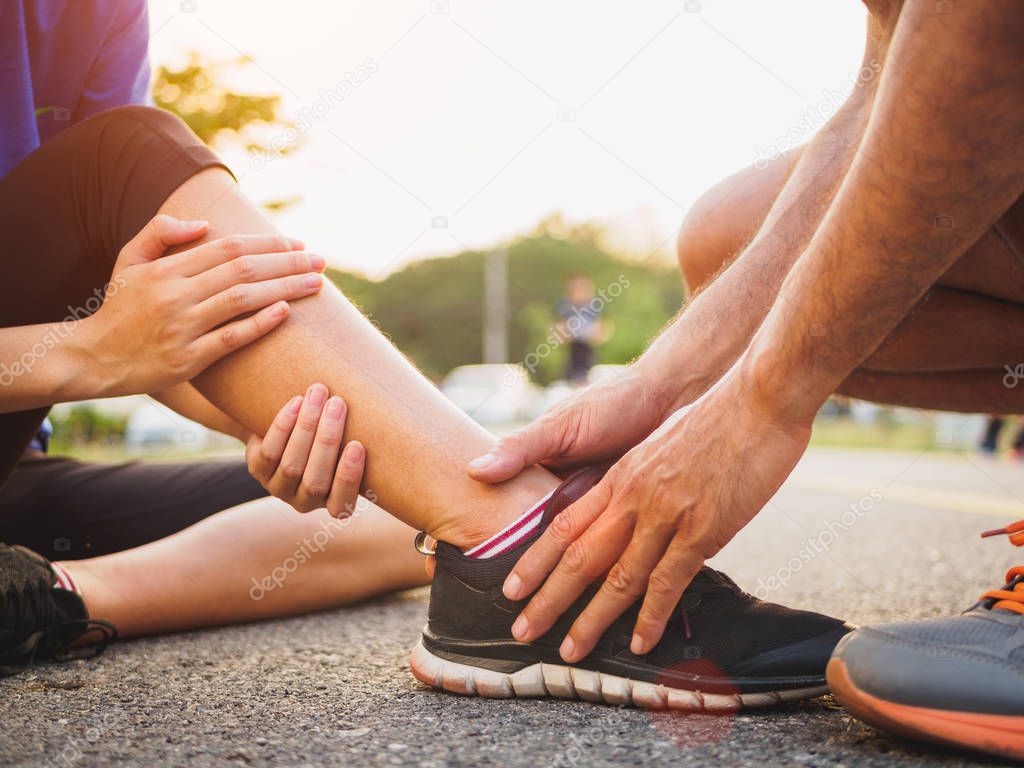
[3,447,1024,768]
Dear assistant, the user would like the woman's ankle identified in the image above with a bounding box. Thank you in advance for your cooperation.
[429,470,560,551]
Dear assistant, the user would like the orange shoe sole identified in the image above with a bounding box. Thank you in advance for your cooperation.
[827,658,1024,762]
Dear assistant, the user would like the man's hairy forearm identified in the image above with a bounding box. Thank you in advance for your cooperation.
[744,0,1024,421]
[638,42,879,411]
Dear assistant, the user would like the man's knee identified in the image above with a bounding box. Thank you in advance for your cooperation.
[676,149,804,296]
[676,195,732,296]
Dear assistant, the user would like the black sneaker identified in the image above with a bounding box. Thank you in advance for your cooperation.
[411,467,853,710]
[0,543,116,676]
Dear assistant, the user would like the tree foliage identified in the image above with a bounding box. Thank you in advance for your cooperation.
[152,52,291,149]
[329,228,684,384]
[152,54,685,381]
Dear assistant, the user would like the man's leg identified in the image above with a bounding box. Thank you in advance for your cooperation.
[677,151,1024,413]
[160,168,560,550]
[62,499,425,638]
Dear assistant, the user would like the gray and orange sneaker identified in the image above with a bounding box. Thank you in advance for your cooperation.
[411,466,853,710]
[828,519,1024,761]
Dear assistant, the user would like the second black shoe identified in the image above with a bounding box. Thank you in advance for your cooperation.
[0,543,116,676]
[411,467,853,710]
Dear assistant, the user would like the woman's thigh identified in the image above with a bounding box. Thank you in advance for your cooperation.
[0,105,231,485]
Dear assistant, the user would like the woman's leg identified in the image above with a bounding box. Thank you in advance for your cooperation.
[0,101,560,556]
[60,497,426,637]
[161,168,561,550]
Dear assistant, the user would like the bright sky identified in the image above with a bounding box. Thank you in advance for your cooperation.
[146,0,867,276]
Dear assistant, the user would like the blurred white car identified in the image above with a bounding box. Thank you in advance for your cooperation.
[440,364,541,426]
[540,364,628,413]
[125,401,211,450]
[588,364,627,384]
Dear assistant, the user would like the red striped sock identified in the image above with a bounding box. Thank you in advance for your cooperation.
[463,492,554,559]
[51,562,81,595]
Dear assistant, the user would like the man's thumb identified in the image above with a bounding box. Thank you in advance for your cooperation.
[122,215,208,265]
[467,423,557,483]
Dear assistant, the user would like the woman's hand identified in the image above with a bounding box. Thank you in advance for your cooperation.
[467,365,672,481]
[79,215,326,397]
[246,384,366,518]
[502,372,812,662]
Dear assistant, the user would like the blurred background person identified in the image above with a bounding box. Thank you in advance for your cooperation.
[555,274,608,386]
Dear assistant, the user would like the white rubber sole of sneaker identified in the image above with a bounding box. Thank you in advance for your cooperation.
[410,639,828,711]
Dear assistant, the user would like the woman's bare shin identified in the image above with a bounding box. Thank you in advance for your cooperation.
[159,169,558,548]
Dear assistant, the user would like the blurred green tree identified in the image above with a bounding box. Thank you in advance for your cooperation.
[330,228,684,384]
[152,52,298,209]
[49,405,128,452]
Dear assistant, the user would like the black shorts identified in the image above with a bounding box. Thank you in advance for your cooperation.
[0,455,265,560]
[0,105,266,558]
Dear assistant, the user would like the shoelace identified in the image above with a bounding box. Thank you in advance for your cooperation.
[979,519,1024,615]
[1,576,118,676]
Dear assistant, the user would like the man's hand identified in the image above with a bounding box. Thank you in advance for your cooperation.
[468,366,671,482]
[78,215,326,396]
[502,372,811,662]
[246,383,366,518]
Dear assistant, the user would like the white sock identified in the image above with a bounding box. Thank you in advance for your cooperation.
[463,491,554,559]
[51,562,81,595]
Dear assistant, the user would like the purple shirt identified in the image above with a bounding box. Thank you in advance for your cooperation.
[1,0,152,179]
[2,0,151,450]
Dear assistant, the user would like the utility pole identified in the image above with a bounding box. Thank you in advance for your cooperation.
[483,249,509,364]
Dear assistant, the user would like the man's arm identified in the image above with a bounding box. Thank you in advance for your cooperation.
[743,0,1024,422]
[470,22,884,481]
[637,37,882,409]
[499,0,1024,661]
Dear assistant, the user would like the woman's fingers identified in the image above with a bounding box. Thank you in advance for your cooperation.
[192,300,291,370]
[190,250,325,301]
[245,387,368,517]
[194,273,323,332]
[247,395,303,483]
[166,233,304,276]
[293,396,348,511]
[326,440,365,518]
[118,215,209,268]
[267,383,329,502]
